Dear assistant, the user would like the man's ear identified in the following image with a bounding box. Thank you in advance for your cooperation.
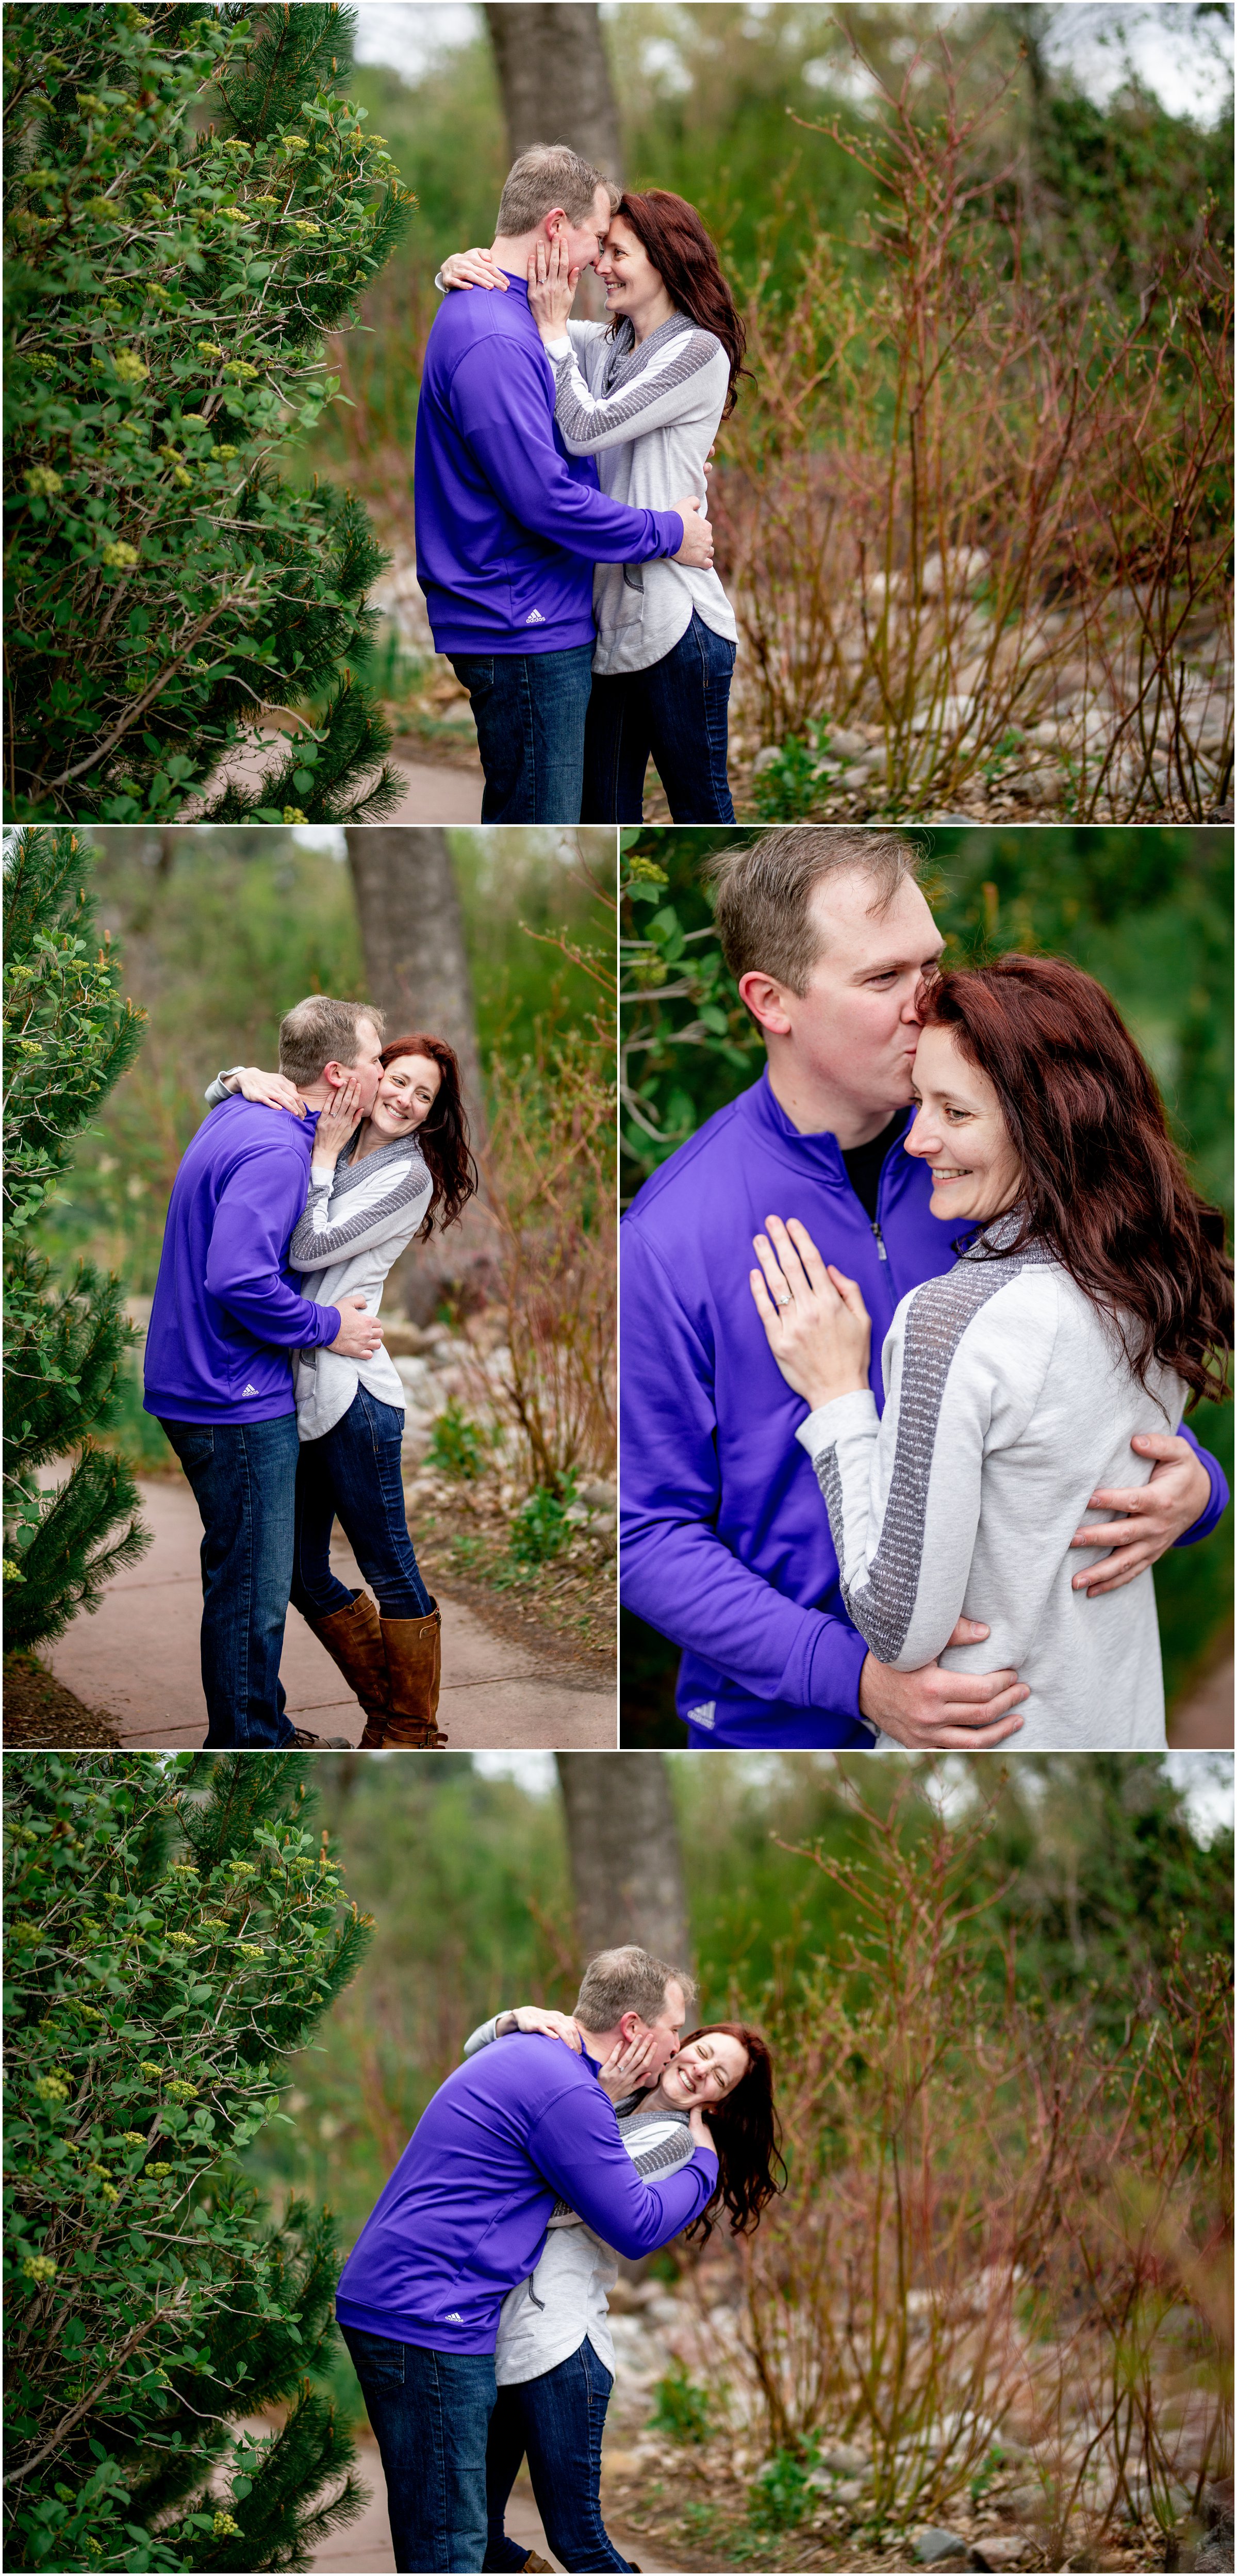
[738,970,795,1038]
[618,2010,643,2042]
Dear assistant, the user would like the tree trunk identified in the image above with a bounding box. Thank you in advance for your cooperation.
[555,1752,691,1971]
[483,3,623,186]
[345,828,494,1320]
[344,827,483,1122]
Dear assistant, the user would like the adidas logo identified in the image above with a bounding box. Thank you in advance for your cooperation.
[444,2311,463,2323]
[241,1384,258,1398]
[524,609,546,625]
[686,1700,716,1731]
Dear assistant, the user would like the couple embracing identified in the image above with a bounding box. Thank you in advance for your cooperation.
[337,1943,782,2574]
[621,829,1232,1749]
[143,994,474,1748]
[417,144,744,826]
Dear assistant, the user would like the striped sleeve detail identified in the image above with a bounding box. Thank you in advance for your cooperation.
[288,1146,431,1270]
[551,329,722,453]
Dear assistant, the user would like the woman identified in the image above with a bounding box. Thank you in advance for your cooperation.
[749,953,1232,1748]
[440,188,745,825]
[206,1035,476,1748]
[465,2003,782,2574]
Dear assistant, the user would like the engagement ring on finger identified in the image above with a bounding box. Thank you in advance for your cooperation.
[775,1284,792,1306]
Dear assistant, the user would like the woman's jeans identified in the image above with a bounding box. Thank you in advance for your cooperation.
[340,2325,496,2574]
[484,2338,633,2574]
[159,1414,298,1748]
[583,609,736,823]
[290,1385,433,1623]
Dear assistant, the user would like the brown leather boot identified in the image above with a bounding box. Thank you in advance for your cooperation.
[377,1607,447,1747]
[304,1590,389,1745]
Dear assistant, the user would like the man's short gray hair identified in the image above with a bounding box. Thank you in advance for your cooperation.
[277,995,385,1088]
[496,143,616,238]
[574,1944,697,2033]
[705,827,925,998]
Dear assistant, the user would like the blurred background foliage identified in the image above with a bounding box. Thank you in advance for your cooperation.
[245,1748,1233,2271]
[290,3,1234,515]
[619,824,1233,1726]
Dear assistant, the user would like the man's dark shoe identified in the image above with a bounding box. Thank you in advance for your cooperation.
[287,1726,351,1748]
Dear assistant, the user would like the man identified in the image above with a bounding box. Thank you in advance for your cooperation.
[415,143,714,823]
[143,996,388,1750]
[336,1946,713,2574]
[620,829,1228,1749]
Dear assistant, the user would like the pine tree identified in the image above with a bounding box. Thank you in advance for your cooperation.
[3,827,153,1654]
[4,1750,374,2573]
[5,4,411,824]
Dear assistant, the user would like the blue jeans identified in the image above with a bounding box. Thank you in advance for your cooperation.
[159,1414,298,1748]
[484,2338,632,2574]
[450,643,594,821]
[289,1386,433,1622]
[583,609,736,822]
[340,2326,496,2574]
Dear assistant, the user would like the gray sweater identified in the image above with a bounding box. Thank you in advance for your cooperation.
[796,1227,1185,1748]
[546,312,737,676]
[463,2017,694,2385]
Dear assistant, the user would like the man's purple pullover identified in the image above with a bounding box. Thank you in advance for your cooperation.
[414,272,685,656]
[620,1070,1229,1749]
[336,2032,717,2354]
[143,1097,341,1426]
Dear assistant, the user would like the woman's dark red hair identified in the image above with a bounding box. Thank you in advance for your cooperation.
[918,954,1232,1406]
[675,2023,785,2243]
[612,189,748,417]
[377,1033,477,1238]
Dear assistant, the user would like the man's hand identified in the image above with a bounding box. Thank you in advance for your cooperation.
[859,1618,1029,1747]
[226,1066,304,1116]
[687,2104,715,2153]
[671,497,714,569]
[328,1293,384,1361]
[1069,1431,1213,1597]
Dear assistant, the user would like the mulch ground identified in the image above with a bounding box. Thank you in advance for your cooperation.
[4,1653,122,1746]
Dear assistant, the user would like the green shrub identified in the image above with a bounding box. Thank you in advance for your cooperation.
[3,826,150,1652]
[650,2366,713,2445]
[4,1751,372,2572]
[424,1398,488,1483]
[509,1475,577,1567]
[5,4,411,823]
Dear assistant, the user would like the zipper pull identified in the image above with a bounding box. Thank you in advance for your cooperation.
[871,1220,888,1261]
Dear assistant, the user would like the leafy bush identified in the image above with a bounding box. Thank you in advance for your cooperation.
[3,826,150,1652]
[650,2366,713,2445]
[509,1475,578,1568]
[4,3,411,823]
[737,1774,1231,2557]
[713,44,1233,821]
[4,1750,373,2573]
[424,1397,489,1483]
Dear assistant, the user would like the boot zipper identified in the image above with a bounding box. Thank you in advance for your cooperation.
[871,1220,888,1261]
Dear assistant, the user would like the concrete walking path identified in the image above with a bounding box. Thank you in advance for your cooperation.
[46,1477,615,1749]
[384,742,484,824]
[311,2433,686,2574]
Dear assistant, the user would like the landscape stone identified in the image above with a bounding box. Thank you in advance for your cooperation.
[912,2531,971,2566]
